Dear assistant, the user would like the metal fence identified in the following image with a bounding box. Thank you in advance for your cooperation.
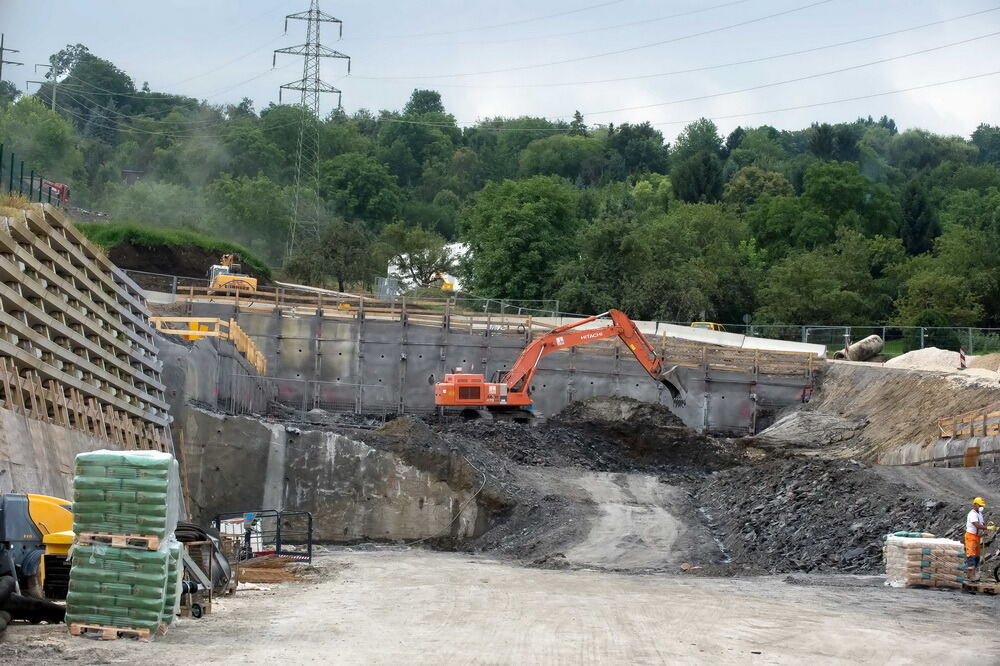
[124,269,209,293]
[0,143,64,205]
[691,324,1000,357]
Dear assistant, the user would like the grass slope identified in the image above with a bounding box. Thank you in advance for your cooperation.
[77,222,270,277]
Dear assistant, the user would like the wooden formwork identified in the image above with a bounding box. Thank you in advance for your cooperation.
[938,402,1000,438]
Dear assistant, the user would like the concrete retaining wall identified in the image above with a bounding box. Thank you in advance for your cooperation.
[0,406,115,498]
[177,407,483,541]
[186,305,813,436]
[880,436,1000,467]
[156,334,273,416]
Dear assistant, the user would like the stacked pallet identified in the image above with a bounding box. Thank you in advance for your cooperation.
[885,535,967,589]
[66,450,182,640]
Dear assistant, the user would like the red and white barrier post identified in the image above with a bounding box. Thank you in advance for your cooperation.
[958,348,967,369]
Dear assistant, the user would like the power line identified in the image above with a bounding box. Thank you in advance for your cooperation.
[356,0,836,79]
[352,5,1000,89]
[645,68,1000,128]
[344,0,629,41]
[579,30,1000,118]
[354,0,755,47]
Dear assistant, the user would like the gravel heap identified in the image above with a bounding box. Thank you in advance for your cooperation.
[694,458,969,574]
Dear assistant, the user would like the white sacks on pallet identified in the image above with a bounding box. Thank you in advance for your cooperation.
[885,535,967,588]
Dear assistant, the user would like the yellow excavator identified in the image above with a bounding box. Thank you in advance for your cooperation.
[208,253,258,291]
[0,493,74,600]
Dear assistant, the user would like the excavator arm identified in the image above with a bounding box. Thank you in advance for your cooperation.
[503,310,668,393]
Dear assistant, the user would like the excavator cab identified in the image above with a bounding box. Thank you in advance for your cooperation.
[209,253,258,292]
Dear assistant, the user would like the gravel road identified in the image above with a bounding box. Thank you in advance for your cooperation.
[2,551,996,665]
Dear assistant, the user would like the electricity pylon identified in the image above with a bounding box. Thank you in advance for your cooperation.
[273,1,351,258]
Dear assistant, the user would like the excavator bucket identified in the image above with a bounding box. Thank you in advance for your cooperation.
[658,365,687,406]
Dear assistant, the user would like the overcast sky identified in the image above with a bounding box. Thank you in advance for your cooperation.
[1,0,998,142]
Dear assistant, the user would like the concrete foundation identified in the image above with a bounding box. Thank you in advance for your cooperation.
[177,407,484,540]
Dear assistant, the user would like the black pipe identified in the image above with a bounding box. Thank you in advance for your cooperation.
[0,575,15,606]
[1,593,66,624]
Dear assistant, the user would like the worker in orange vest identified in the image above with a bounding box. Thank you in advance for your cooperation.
[965,497,987,581]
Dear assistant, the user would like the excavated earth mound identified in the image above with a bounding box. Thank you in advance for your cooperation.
[693,458,984,574]
[362,398,740,571]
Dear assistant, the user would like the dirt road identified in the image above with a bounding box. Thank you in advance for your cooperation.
[2,551,997,664]
[517,467,716,570]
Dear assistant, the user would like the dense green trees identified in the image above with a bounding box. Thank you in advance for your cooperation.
[3,44,1000,330]
[461,176,579,300]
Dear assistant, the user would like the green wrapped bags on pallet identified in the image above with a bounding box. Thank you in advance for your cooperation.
[67,450,184,637]
[65,542,182,633]
[72,450,180,540]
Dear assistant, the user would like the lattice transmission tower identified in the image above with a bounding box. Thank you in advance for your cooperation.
[273,1,350,258]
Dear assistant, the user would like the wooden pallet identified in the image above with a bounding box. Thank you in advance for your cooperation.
[69,623,152,641]
[963,581,999,595]
[75,532,160,551]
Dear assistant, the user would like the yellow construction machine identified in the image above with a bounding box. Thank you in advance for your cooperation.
[209,253,258,291]
[0,493,74,600]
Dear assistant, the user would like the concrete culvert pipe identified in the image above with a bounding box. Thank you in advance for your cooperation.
[833,334,884,361]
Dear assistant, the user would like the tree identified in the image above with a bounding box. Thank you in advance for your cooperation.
[283,220,375,291]
[755,250,869,324]
[971,123,1000,165]
[889,129,977,170]
[671,152,723,203]
[518,134,605,184]
[606,122,669,177]
[403,89,445,115]
[208,174,292,264]
[899,180,939,254]
[377,222,457,287]
[568,111,587,136]
[723,167,793,212]
[802,161,868,221]
[723,126,746,158]
[745,195,832,255]
[0,81,19,107]
[0,95,85,184]
[319,153,402,228]
[460,176,579,300]
[893,270,983,328]
[671,118,721,163]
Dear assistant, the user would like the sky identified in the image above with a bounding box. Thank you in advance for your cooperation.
[1,0,998,142]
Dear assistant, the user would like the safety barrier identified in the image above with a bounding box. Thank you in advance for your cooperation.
[173,286,819,378]
[150,317,267,375]
[937,402,1000,439]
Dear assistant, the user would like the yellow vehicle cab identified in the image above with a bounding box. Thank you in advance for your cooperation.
[690,322,727,332]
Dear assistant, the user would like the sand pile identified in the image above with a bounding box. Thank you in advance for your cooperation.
[885,347,998,384]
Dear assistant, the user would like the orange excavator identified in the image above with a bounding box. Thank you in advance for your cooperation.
[434,309,685,419]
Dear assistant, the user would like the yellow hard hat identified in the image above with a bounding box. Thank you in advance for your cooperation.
[973,497,986,506]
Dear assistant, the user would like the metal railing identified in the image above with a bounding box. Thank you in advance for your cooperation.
[214,509,313,562]
[0,143,63,206]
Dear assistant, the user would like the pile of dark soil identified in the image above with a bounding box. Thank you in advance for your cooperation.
[433,396,741,474]
[693,458,969,574]
[108,243,268,283]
